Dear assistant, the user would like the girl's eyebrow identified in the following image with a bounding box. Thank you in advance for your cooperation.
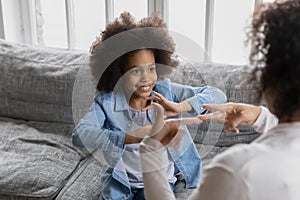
[129,63,156,69]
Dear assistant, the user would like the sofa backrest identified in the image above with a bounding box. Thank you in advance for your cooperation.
[168,59,261,104]
[0,39,89,124]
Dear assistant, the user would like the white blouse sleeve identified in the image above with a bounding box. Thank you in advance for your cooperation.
[140,138,176,200]
[188,145,251,200]
[253,106,278,134]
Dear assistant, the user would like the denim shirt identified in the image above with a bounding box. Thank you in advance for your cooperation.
[72,78,226,200]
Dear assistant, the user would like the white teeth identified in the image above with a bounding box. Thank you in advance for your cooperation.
[140,86,150,91]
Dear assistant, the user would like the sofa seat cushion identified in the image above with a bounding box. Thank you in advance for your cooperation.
[0,120,85,199]
[194,120,260,147]
[56,153,105,200]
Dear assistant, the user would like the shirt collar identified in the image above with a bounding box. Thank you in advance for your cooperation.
[113,88,156,111]
[114,89,129,111]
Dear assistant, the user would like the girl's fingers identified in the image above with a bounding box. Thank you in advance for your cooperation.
[201,104,226,112]
[179,117,203,125]
[142,104,155,111]
[145,95,161,102]
[165,117,203,127]
[153,91,165,99]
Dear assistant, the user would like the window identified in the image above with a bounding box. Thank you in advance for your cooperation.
[168,0,206,63]
[1,0,23,43]
[0,0,267,65]
[169,0,206,48]
[74,0,105,51]
[114,0,147,20]
[212,0,254,65]
[40,0,68,48]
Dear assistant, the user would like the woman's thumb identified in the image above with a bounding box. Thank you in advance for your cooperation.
[149,103,165,137]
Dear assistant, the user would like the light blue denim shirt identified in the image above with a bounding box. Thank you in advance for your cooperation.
[72,78,226,200]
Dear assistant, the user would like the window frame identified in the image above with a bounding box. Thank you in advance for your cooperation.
[0,0,5,39]
[0,0,259,63]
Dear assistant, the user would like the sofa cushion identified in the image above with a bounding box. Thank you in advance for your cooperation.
[56,152,105,200]
[169,60,261,103]
[167,58,206,87]
[192,63,261,146]
[0,39,89,124]
[194,119,260,146]
[169,61,261,147]
[0,120,86,199]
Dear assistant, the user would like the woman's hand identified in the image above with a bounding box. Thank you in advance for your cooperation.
[198,103,262,133]
[142,91,191,118]
[148,103,202,148]
[126,102,202,147]
[125,125,152,144]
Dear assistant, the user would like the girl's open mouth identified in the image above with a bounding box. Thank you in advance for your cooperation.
[137,83,154,93]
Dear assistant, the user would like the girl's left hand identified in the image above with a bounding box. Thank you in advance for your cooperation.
[142,91,181,118]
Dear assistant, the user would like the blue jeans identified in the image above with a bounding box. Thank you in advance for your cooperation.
[127,183,175,200]
[100,183,175,200]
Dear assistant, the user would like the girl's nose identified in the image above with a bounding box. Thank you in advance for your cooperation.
[140,70,150,81]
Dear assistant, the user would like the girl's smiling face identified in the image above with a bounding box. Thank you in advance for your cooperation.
[122,50,157,101]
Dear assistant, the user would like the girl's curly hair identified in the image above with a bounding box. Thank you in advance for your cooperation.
[89,12,179,91]
[247,0,300,120]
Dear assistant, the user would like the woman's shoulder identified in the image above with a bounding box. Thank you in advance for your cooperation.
[209,142,267,173]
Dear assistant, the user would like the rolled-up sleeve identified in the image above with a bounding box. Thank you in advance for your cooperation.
[169,80,227,115]
[72,102,124,159]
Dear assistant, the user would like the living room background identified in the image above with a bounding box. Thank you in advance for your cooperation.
[0,0,274,65]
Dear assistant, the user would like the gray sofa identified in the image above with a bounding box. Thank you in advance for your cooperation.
[0,39,260,200]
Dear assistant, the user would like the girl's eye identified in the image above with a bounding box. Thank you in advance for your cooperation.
[132,69,140,74]
[149,66,156,72]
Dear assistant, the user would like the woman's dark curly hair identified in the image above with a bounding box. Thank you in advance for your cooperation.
[247,0,300,120]
[89,12,179,91]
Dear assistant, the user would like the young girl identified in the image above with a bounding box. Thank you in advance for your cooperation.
[72,12,226,200]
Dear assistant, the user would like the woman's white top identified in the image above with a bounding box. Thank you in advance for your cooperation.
[141,106,300,200]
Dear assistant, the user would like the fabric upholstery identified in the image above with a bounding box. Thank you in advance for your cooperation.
[0,39,89,124]
[55,154,104,200]
[0,120,82,199]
